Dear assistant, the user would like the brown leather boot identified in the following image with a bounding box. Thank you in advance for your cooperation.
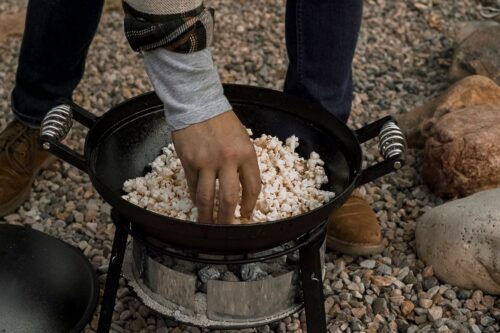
[327,190,384,256]
[0,120,56,217]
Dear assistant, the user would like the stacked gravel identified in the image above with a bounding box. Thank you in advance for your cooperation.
[0,0,498,332]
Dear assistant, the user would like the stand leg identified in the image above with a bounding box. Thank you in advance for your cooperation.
[97,220,128,333]
[299,228,327,333]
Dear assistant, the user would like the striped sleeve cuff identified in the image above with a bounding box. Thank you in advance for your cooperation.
[123,0,214,53]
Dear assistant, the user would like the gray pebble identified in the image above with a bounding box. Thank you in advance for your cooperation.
[372,298,389,316]
[360,259,376,269]
[423,277,439,291]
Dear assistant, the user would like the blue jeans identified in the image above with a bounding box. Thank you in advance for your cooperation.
[284,0,363,123]
[11,0,362,126]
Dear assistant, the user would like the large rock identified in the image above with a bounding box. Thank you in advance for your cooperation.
[416,189,500,295]
[397,75,500,148]
[422,104,500,197]
[449,21,500,85]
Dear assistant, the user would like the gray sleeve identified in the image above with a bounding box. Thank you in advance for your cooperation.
[143,48,231,131]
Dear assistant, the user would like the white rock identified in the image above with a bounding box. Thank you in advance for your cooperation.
[416,189,500,295]
[427,306,443,321]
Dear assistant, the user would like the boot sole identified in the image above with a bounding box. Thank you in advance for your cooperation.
[326,235,385,256]
[0,156,57,218]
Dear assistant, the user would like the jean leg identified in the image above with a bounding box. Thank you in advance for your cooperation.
[284,0,363,123]
[11,0,104,127]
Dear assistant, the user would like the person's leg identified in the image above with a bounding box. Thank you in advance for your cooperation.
[0,0,104,217]
[12,0,104,126]
[284,0,362,123]
[285,0,384,256]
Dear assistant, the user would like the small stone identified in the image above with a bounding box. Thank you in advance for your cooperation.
[347,282,359,291]
[241,263,268,281]
[85,222,97,233]
[119,310,132,321]
[443,289,456,300]
[351,307,366,318]
[3,214,21,223]
[31,223,44,232]
[427,285,440,298]
[397,267,410,280]
[445,320,463,331]
[422,266,434,278]
[370,275,394,287]
[432,293,445,305]
[138,305,149,317]
[222,271,240,282]
[471,290,483,304]
[437,326,451,333]
[78,240,89,250]
[470,324,482,333]
[457,289,472,299]
[360,260,376,269]
[401,300,415,316]
[427,306,443,321]
[419,298,433,309]
[389,296,405,305]
[324,296,335,313]
[332,280,343,290]
[480,316,495,326]
[73,211,84,223]
[376,264,392,275]
[404,271,418,285]
[372,298,389,316]
[482,295,495,308]
[198,265,222,283]
[422,277,439,291]
[407,325,419,333]
[350,319,364,331]
[465,299,476,310]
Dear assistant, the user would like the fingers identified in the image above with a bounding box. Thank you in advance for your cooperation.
[183,166,198,203]
[239,162,262,220]
[196,169,216,224]
[217,166,240,224]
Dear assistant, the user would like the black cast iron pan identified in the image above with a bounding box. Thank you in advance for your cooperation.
[39,85,405,253]
[0,224,99,333]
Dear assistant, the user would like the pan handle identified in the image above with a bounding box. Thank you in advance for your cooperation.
[39,100,98,173]
[354,116,406,186]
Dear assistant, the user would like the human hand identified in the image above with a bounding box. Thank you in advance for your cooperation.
[171,111,261,224]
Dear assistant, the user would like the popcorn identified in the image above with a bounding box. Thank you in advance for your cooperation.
[122,132,335,223]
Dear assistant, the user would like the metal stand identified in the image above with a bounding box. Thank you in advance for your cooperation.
[96,211,328,332]
[96,210,129,333]
[299,227,327,333]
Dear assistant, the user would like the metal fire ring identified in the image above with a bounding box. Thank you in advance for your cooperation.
[122,242,308,329]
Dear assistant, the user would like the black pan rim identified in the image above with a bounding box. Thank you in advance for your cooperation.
[83,85,363,229]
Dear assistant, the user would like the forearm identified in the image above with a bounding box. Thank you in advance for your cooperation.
[123,0,229,130]
[144,48,231,130]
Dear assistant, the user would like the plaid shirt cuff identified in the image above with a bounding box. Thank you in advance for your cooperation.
[123,0,214,53]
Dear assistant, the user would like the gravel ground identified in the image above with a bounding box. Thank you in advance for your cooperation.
[1,0,499,332]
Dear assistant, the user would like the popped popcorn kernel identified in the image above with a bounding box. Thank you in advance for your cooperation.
[122,131,335,223]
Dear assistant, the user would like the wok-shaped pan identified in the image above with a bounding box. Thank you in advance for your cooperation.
[40,85,405,253]
[0,224,98,333]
